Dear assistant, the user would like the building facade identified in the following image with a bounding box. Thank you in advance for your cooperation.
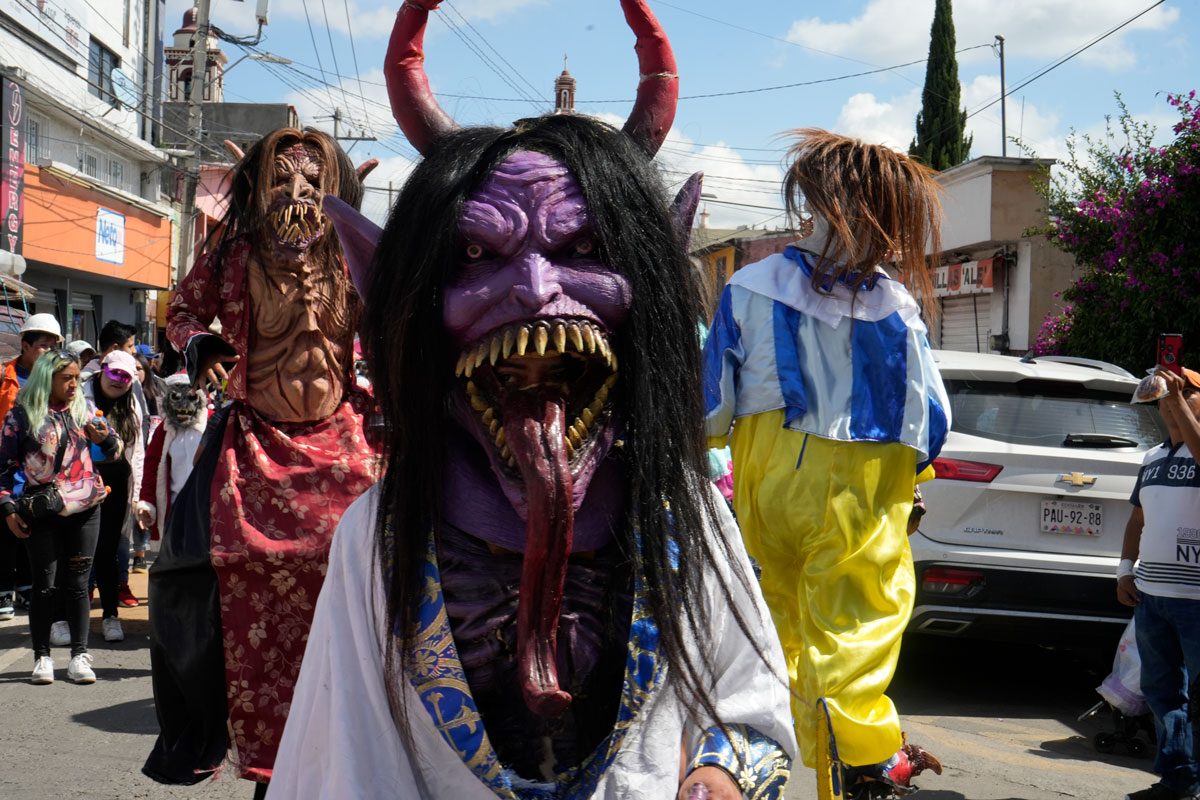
[0,0,172,353]
[930,156,1081,354]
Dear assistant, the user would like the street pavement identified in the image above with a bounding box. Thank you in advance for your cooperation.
[0,555,1155,800]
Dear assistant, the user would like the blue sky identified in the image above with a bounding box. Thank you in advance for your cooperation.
[165,0,1194,227]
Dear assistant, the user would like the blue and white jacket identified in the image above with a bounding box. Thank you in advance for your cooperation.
[702,246,950,470]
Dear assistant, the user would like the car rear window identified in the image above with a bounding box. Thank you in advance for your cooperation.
[944,379,1167,448]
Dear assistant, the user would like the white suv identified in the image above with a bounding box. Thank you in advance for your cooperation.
[908,350,1167,644]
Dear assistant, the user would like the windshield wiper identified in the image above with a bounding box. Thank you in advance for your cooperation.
[1063,433,1141,448]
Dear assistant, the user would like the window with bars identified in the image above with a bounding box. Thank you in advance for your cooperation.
[88,38,120,106]
[108,158,125,188]
[83,150,100,178]
[24,115,44,163]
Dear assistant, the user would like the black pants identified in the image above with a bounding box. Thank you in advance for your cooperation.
[24,506,100,657]
[0,522,30,596]
[95,462,131,619]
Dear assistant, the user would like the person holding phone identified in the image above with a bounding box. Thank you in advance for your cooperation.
[82,350,144,644]
[0,349,121,684]
[1119,362,1200,800]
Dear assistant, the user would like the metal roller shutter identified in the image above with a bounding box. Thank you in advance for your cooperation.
[70,292,94,312]
[940,295,990,353]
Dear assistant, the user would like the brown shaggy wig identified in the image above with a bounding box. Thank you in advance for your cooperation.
[783,129,942,311]
[205,127,363,270]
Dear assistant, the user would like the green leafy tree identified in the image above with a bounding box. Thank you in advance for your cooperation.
[909,0,972,170]
[1029,92,1200,371]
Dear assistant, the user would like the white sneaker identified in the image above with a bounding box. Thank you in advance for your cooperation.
[49,620,70,647]
[31,655,54,684]
[102,616,124,643]
[67,652,95,684]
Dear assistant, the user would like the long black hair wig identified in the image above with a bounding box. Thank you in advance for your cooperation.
[361,113,770,736]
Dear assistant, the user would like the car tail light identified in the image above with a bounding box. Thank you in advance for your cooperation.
[921,567,984,596]
[932,457,1003,482]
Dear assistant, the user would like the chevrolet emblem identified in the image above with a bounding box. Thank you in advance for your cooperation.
[1057,472,1096,487]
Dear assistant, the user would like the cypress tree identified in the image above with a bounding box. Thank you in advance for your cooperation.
[909,0,972,170]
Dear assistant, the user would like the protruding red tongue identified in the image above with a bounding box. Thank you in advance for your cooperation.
[503,389,574,718]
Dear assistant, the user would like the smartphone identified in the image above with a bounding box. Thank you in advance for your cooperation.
[1158,332,1183,375]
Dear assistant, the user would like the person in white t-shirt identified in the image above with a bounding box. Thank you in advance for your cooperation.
[1119,366,1200,800]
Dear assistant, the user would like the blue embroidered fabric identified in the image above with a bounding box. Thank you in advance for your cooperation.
[688,724,792,800]
[391,525,668,799]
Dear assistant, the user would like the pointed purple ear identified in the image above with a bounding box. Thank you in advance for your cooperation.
[323,195,382,298]
[671,171,704,249]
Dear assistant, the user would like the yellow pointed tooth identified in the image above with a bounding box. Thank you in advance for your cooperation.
[596,336,609,360]
[571,421,586,440]
[494,428,506,448]
[604,374,619,390]
[568,427,582,448]
[517,327,530,356]
[474,344,486,368]
[482,407,495,424]
[534,326,548,356]
[609,353,618,371]
[502,329,515,359]
[464,358,474,378]
[500,444,511,460]
[553,324,566,354]
[588,400,603,418]
[564,438,575,458]
[582,325,596,353]
[595,386,609,405]
[489,419,499,436]
[506,455,516,468]
[455,352,467,377]
[466,381,478,396]
[569,323,584,353]
[490,337,501,366]
[581,408,594,427]
[470,394,488,412]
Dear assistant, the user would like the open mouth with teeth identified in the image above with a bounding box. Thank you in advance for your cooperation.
[268,201,326,249]
[455,319,618,476]
[453,317,619,719]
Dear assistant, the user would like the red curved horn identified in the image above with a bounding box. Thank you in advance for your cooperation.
[620,0,679,157]
[385,1,460,155]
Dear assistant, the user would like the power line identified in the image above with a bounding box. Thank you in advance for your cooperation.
[342,0,373,133]
[444,0,546,103]
[319,0,357,128]
[299,0,341,117]
[966,1,1166,123]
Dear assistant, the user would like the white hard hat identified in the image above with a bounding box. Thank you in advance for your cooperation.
[19,313,63,342]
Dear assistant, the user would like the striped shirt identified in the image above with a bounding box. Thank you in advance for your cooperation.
[1131,440,1200,599]
[702,247,950,470]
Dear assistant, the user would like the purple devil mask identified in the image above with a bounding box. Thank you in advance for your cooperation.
[445,152,630,527]
[323,154,701,719]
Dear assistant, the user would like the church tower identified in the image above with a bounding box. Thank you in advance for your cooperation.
[553,56,576,115]
[164,7,228,103]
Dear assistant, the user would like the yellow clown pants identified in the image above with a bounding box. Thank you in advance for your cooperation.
[726,410,917,769]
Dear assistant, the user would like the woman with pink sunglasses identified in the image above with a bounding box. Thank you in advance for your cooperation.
[82,350,144,644]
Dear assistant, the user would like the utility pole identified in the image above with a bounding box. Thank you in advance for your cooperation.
[177,0,211,286]
[995,34,1007,157]
[319,108,377,154]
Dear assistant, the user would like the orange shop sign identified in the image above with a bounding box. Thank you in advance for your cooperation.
[933,257,995,298]
[21,164,171,288]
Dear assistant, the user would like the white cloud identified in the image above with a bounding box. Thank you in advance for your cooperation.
[834,89,921,150]
[787,0,1181,72]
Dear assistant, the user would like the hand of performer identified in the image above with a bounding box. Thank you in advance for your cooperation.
[1117,575,1140,607]
[6,512,29,539]
[195,353,240,392]
[136,506,154,530]
[677,767,741,800]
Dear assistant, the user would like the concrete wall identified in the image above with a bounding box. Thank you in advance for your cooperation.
[161,103,299,153]
[938,170,993,252]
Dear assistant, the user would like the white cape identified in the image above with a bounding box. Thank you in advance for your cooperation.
[267,484,796,799]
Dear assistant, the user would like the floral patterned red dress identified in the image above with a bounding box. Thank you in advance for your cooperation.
[162,241,378,781]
